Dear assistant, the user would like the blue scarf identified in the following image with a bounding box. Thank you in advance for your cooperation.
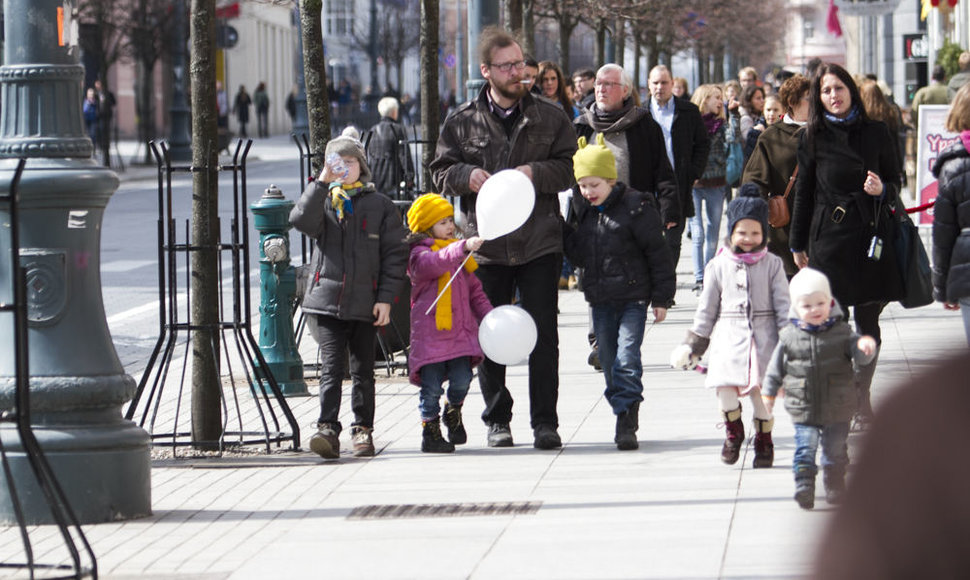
[789,316,839,332]
[823,104,861,125]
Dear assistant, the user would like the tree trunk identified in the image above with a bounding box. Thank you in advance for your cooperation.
[696,47,705,85]
[614,18,624,68]
[633,37,641,96]
[189,0,222,448]
[594,19,606,68]
[138,58,158,165]
[520,0,534,58]
[420,0,440,190]
[713,46,725,85]
[503,0,522,34]
[559,20,574,75]
[301,0,332,174]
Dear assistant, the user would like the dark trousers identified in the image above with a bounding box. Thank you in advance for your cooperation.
[663,219,686,272]
[311,314,377,431]
[475,253,560,429]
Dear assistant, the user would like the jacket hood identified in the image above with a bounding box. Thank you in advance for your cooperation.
[932,139,970,177]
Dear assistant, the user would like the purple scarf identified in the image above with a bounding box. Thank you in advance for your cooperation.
[702,112,724,136]
[718,246,769,265]
[961,130,970,155]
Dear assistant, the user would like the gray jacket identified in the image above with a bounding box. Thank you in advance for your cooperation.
[763,302,875,425]
[289,180,408,322]
[429,86,577,265]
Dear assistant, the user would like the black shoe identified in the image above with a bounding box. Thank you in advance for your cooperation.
[692,281,703,295]
[614,403,639,451]
[587,348,602,371]
[533,424,562,449]
[442,402,467,445]
[795,484,816,510]
[487,423,513,447]
[421,420,455,453]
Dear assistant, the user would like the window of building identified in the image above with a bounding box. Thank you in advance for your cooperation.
[326,0,354,37]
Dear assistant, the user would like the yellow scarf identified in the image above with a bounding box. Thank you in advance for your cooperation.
[430,239,478,331]
[329,181,364,220]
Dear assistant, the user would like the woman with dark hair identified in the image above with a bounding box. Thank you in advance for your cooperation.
[743,74,812,277]
[739,84,766,142]
[858,79,905,181]
[539,60,579,118]
[790,63,904,430]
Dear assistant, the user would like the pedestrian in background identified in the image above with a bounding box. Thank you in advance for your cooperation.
[672,77,690,100]
[789,63,904,431]
[253,82,270,138]
[406,194,493,453]
[216,80,229,129]
[948,51,970,101]
[911,65,949,130]
[763,268,877,509]
[563,135,675,450]
[233,84,252,138]
[83,87,99,143]
[430,27,577,450]
[671,186,789,469]
[366,97,413,199]
[932,82,970,346]
[290,132,408,459]
[539,60,579,119]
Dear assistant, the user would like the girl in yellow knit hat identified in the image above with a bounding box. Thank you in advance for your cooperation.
[406,194,494,452]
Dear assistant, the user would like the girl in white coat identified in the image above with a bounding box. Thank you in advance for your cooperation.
[671,184,790,467]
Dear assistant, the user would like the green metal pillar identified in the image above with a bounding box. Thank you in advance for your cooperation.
[0,0,151,524]
[251,185,307,396]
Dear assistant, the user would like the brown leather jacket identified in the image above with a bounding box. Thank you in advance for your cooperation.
[430,86,577,265]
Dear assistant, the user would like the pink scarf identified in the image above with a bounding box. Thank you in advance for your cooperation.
[961,130,970,155]
[718,246,768,265]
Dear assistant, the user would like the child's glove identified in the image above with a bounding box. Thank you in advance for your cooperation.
[670,344,700,370]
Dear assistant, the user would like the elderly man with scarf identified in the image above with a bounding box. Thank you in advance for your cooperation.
[573,63,679,369]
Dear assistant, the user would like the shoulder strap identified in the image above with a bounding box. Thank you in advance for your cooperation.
[783,164,799,199]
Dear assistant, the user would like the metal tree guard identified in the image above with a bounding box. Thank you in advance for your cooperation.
[123,139,300,453]
[0,159,97,578]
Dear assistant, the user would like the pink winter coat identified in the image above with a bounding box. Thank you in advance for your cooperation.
[408,238,494,385]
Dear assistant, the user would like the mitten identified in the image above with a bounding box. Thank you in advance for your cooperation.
[670,344,700,370]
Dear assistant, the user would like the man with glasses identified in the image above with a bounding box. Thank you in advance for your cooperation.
[646,65,710,288]
[430,27,577,450]
[574,63,679,369]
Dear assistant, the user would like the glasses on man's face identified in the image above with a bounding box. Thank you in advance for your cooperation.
[595,81,623,90]
[490,60,526,73]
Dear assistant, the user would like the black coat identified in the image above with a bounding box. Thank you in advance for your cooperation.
[790,116,904,306]
[366,117,413,197]
[931,141,970,303]
[574,110,680,225]
[647,97,711,219]
[563,183,676,306]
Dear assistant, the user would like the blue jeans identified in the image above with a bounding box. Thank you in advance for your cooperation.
[689,186,726,282]
[418,357,473,420]
[591,301,647,415]
[961,298,970,347]
[792,422,850,477]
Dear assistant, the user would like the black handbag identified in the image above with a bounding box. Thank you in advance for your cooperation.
[893,206,934,308]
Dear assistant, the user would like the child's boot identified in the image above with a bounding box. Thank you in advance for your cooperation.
[752,417,774,468]
[823,465,847,505]
[421,419,455,453]
[721,404,745,465]
[794,467,817,510]
[614,402,640,451]
[442,402,467,445]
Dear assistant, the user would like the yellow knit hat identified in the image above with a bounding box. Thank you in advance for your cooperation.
[407,193,454,233]
[573,134,617,181]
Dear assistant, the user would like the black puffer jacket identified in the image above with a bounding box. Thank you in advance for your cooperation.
[366,117,413,196]
[563,183,675,306]
[931,140,970,303]
[289,181,409,322]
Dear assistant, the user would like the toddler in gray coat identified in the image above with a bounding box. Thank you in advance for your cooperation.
[763,267,876,509]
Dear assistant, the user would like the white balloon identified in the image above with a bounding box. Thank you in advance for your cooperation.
[478,305,537,366]
[476,169,535,240]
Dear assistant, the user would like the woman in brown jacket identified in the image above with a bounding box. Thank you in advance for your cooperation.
[742,74,811,278]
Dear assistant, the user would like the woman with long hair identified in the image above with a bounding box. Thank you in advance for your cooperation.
[739,84,766,142]
[539,60,579,118]
[790,63,904,430]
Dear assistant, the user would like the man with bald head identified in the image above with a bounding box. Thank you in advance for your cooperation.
[646,65,710,283]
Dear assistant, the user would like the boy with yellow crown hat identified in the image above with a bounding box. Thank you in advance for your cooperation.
[563,134,676,450]
[290,134,408,460]
[406,194,494,452]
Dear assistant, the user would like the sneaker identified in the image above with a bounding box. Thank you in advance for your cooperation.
[795,484,816,510]
[350,425,375,457]
[692,281,703,295]
[309,423,340,459]
[533,424,562,450]
[442,402,467,445]
[487,423,514,447]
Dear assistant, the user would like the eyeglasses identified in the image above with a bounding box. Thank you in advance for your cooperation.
[595,81,623,90]
[489,60,526,73]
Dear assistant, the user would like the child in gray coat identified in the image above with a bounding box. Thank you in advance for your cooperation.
[763,267,876,509]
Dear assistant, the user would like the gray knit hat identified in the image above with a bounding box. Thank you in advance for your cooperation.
[325,131,372,183]
[726,183,769,241]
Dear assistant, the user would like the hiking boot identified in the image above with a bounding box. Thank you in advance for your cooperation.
[533,424,562,450]
[794,468,817,510]
[309,423,340,459]
[752,418,774,468]
[350,425,375,457]
[421,419,455,453]
[442,402,467,445]
[721,404,745,465]
[614,402,639,451]
[487,423,514,448]
[823,466,847,505]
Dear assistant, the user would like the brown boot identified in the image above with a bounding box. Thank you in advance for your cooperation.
[721,404,744,465]
[752,418,774,468]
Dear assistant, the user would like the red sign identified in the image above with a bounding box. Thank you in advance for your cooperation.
[216,2,240,19]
